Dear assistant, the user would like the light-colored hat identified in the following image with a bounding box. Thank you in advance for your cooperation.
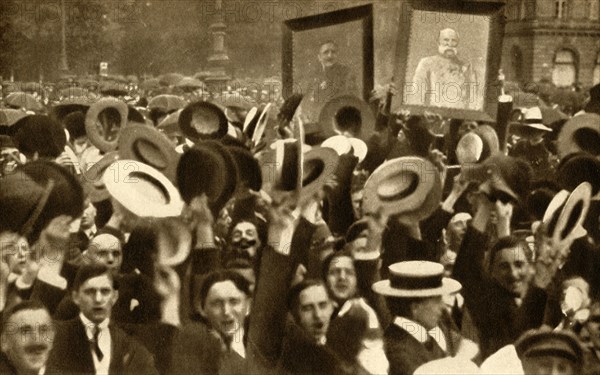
[362,156,442,220]
[515,106,553,132]
[372,261,461,298]
[414,357,480,375]
[556,113,600,158]
[542,182,591,247]
[103,159,183,217]
[321,135,368,162]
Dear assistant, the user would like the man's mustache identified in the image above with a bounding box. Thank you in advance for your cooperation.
[233,239,257,249]
[440,46,457,55]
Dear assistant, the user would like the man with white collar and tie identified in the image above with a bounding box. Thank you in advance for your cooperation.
[372,261,468,375]
[47,264,159,375]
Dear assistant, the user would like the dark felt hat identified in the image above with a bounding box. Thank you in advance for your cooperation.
[178,101,228,141]
[556,153,600,198]
[176,140,238,213]
[227,145,262,194]
[0,170,53,243]
[18,161,84,242]
[13,115,67,158]
[516,327,583,365]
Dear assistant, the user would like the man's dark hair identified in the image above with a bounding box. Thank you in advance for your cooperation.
[385,297,425,319]
[287,279,328,319]
[1,300,50,334]
[321,249,355,282]
[489,235,533,268]
[198,270,251,308]
[72,264,116,292]
[334,106,362,136]
[319,40,337,50]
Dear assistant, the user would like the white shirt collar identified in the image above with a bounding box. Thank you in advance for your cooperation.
[79,312,109,338]
[230,328,246,359]
[84,225,97,239]
[393,316,447,352]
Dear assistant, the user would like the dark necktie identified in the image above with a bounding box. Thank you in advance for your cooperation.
[91,325,104,361]
[424,335,445,359]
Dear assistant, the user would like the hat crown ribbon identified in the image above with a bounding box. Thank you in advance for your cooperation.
[390,273,443,290]
[524,118,543,124]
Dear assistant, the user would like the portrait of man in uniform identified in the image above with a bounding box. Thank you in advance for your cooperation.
[400,12,490,113]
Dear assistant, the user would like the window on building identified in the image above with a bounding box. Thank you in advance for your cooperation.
[511,46,524,83]
[590,0,599,20]
[593,53,600,85]
[552,49,577,87]
[555,0,568,18]
[520,0,527,19]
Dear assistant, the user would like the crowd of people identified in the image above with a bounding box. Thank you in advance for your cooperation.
[0,64,599,375]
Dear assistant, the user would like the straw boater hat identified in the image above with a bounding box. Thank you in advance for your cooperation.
[362,156,442,221]
[178,101,228,141]
[321,135,368,163]
[556,113,600,158]
[542,182,592,248]
[118,123,180,183]
[372,261,461,298]
[103,159,184,218]
[455,125,500,165]
[85,97,129,153]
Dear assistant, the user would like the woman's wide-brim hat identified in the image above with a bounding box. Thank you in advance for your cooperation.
[362,156,442,221]
[103,159,184,218]
[557,113,600,159]
[118,123,179,183]
[372,261,461,298]
[178,101,228,141]
[176,140,238,213]
[318,95,376,140]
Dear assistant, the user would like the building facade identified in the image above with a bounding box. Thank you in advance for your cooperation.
[502,0,600,88]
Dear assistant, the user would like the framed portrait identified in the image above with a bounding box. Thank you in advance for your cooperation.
[282,4,374,125]
[391,0,506,122]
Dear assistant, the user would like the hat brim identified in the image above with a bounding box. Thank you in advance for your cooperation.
[299,147,339,205]
[118,124,180,183]
[552,182,591,245]
[82,151,119,203]
[557,113,600,159]
[178,101,228,141]
[513,123,553,132]
[104,160,183,217]
[372,277,462,297]
[362,157,440,217]
[318,95,376,141]
[85,98,129,153]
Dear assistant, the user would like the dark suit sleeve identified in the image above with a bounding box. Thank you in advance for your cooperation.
[420,206,453,254]
[30,279,67,314]
[247,247,296,371]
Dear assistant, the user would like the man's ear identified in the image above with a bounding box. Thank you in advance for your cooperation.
[197,303,207,319]
[71,290,80,307]
[245,298,252,317]
[1,333,8,352]
[110,290,119,306]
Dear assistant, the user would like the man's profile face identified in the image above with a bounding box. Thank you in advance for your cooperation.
[411,296,445,330]
[72,274,118,324]
[295,285,333,343]
[438,29,459,58]
[201,280,250,340]
[1,309,55,374]
[318,42,338,69]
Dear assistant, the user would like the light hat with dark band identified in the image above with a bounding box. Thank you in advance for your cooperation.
[372,261,461,298]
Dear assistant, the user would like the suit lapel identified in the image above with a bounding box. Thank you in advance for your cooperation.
[73,319,96,374]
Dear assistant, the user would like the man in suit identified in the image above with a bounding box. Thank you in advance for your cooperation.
[301,40,359,123]
[372,261,464,375]
[0,301,55,375]
[47,264,159,375]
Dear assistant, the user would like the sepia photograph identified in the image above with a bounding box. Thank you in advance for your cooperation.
[1,0,600,374]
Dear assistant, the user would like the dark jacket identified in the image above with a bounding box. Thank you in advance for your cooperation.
[46,318,159,375]
[384,324,445,375]
[453,226,547,359]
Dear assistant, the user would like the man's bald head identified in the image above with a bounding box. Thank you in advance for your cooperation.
[84,233,123,273]
[438,28,459,57]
